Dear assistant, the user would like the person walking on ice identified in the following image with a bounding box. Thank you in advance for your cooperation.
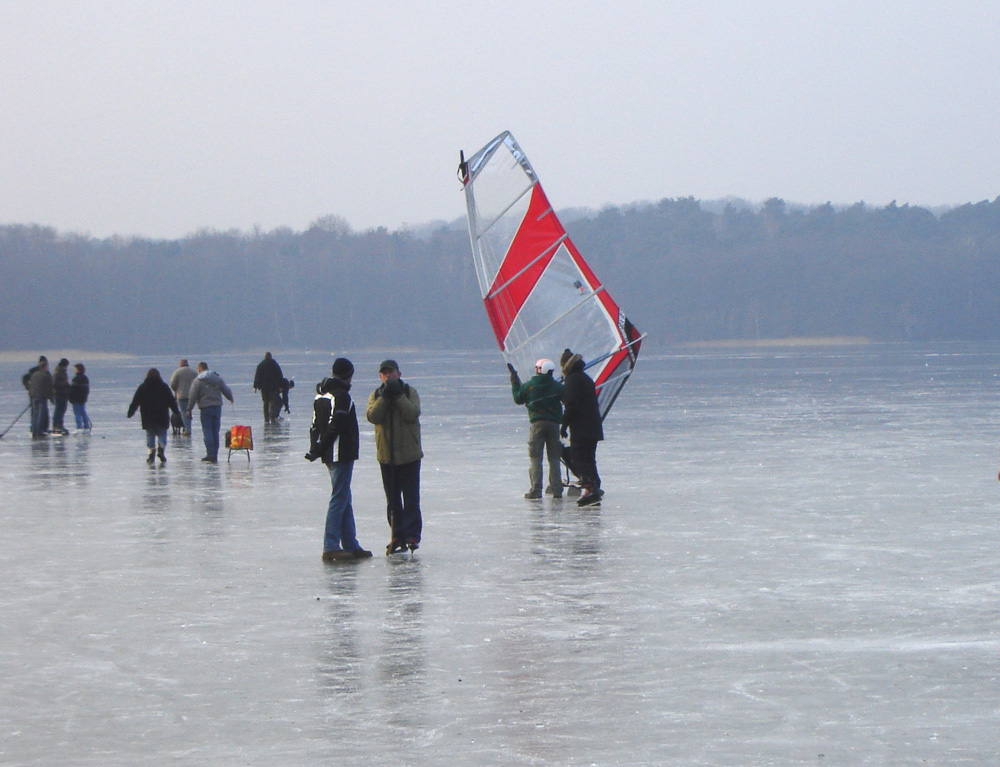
[253,351,285,423]
[169,359,197,436]
[186,362,234,463]
[127,368,181,464]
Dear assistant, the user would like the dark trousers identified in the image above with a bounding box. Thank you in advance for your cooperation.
[260,389,282,421]
[30,398,50,437]
[569,441,601,491]
[52,394,69,431]
[380,459,422,544]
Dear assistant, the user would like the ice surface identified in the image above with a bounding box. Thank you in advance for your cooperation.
[1,346,999,765]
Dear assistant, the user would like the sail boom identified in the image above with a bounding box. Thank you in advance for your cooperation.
[581,332,647,370]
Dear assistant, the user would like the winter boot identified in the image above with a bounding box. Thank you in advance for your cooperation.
[577,488,604,507]
[146,449,156,465]
[157,447,166,464]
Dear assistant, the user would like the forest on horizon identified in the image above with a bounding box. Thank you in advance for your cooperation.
[2,195,1000,355]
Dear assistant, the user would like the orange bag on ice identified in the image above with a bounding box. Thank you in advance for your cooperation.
[226,424,253,450]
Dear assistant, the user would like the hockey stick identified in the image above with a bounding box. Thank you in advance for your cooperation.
[0,403,32,438]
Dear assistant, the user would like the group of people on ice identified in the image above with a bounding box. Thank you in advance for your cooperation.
[509,348,605,508]
[124,353,425,563]
[22,355,91,438]
[19,346,605,562]
[128,360,236,464]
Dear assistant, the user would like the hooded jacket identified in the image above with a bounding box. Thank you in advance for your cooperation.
[187,370,234,411]
[561,354,604,444]
[309,376,359,464]
[128,378,181,431]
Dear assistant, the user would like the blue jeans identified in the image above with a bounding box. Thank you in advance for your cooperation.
[72,402,91,430]
[325,461,361,553]
[145,428,168,449]
[31,398,50,437]
[177,397,191,432]
[199,405,222,460]
[380,459,422,544]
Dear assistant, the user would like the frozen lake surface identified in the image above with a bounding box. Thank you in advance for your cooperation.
[1,345,999,765]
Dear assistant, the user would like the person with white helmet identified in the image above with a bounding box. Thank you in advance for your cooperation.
[509,358,565,499]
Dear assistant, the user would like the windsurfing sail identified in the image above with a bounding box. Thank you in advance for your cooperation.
[459,131,644,420]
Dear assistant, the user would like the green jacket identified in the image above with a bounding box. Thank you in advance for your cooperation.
[512,373,564,423]
[366,382,423,465]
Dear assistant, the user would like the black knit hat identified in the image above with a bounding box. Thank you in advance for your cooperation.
[331,357,354,378]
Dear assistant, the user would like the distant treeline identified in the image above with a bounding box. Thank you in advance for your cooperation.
[3,196,1000,353]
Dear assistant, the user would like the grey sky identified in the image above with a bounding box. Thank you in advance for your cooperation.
[2,1,999,239]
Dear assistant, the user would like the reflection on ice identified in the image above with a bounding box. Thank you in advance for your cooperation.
[1,345,999,764]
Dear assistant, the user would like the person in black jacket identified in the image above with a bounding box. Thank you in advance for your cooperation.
[253,352,285,423]
[306,358,372,561]
[51,358,71,435]
[68,363,92,432]
[560,349,605,506]
[127,368,181,464]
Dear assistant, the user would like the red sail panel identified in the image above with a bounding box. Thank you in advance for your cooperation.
[483,184,563,348]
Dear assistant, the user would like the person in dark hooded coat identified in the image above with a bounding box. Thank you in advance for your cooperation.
[127,368,181,464]
[559,349,604,506]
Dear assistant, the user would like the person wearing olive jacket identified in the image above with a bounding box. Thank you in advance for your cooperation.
[559,349,604,507]
[366,359,423,554]
[510,358,564,499]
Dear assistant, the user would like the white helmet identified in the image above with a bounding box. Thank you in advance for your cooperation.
[535,359,556,374]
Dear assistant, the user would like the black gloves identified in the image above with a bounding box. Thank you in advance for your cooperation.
[508,362,521,386]
[384,378,404,400]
